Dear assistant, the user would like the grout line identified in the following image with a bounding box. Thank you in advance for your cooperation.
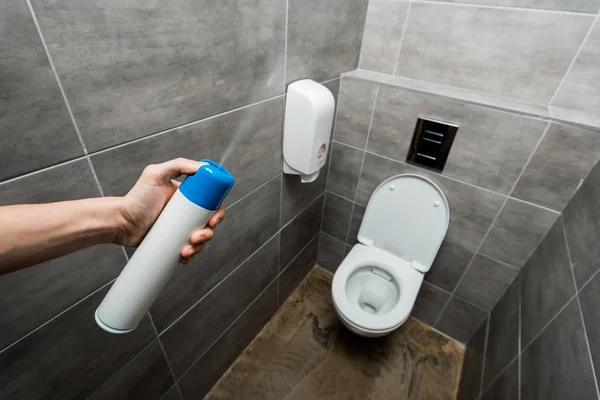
[281,191,325,231]
[319,77,340,85]
[0,157,92,187]
[481,353,520,396]
[392,1,412,76]
[0,92,287,188]
[158,231,281,336]
[0,277,116,355]
[334,141,533,204]
[356,0,372,69]
[411,0,597,16]
[507,122,551,199]
[518,273,522,400]
[148,313,185,399]
[283,0,288,91]
[84,337,158,400]
[86,157,106,197]
[121,246,130,261]
[561,218,600,398]
[435,193,508,326]
[25,0,89,155]
[278,233,320,277]
[326,190,356,205]
[90,94,286,158]
[479,317,492,396]
[225,173,281,210]
[378,71,551,111]
[175,277,277,384]
[344,86,380,246]
[159,190,323,337]
[548,14,599,106]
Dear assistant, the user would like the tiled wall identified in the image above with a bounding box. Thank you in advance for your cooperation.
[0,0,364,398]
[317,73,600,344]
[317,0,600,345]
[458,157,600,400]
[358,0,600,127]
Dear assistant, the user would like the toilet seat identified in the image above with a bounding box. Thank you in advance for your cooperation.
[332,244,423,333]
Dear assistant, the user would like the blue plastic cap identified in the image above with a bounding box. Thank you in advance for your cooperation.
[179,159,234,211]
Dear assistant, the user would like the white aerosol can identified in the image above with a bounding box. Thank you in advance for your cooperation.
[95,159,234,334]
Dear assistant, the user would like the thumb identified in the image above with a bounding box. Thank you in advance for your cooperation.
[155,158,206,181]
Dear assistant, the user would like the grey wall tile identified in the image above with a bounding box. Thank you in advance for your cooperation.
[160,386,181,400]
[333,79,378,148]
[483,278,519,389]
[521,299,597,400]
[317,232,346,272]
[150,177,280,332]
[355,151,413,205]
[359,0,409,74]
[321,192,353,241]
[0,0,83,182]
[280,195,324,268]
[512,123,600,211]
[357,153,506,250]
[411,282,451,326]
[480,198,559,268]
[436,296,488,343]
[347,204,366,244]
[562,162,600,288]
[439,0,600,12]
[0,287,155,400]
[279,238,318,303]
[327,142,364,199]
[323,78,341,105]
[0,160,126,350]
[281,173,326,227]
[286,0,369,84]
[178,282,277,399]
[91,97,283,205]
[481,359,519,400]
[32,0,285,152]
[521,220,576,346]
[426,240,474,293]
[553,21,600,114]
[367,86,548,194]
[579,270,600,385]
[456,255,519,311]
[457,320,487,400]
[161,235,279,377]
[396,3,592,104]
[87,341,174,400]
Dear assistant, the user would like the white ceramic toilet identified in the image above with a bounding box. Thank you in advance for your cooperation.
[331,173,449,337]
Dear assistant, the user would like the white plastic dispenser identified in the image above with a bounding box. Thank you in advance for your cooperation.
[283,79,335,183]
[95,159,234,334]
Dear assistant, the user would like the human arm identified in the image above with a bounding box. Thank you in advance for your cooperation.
[0,158,225,275]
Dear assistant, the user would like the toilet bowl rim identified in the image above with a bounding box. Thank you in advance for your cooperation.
[332,245,423,331]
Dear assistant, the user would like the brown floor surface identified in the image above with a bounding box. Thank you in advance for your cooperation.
[206,266,465,400]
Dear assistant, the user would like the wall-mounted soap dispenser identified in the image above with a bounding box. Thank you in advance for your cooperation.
[283,79,335,183]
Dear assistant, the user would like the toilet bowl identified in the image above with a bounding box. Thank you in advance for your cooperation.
[331,173,449,337]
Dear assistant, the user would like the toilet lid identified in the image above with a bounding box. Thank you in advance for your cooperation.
[357,174,449,273]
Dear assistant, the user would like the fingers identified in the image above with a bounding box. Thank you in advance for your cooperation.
[150,158,206,182]
[181,204,226,266]
[190,227,215,245]
[180,243,206,264]
[208,204,225,229]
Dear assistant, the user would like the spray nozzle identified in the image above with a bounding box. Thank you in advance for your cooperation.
[179,159,234,210]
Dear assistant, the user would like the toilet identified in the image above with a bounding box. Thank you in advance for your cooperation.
[331,173,449,337]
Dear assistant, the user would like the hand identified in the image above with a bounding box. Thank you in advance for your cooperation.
[114,158,226,264]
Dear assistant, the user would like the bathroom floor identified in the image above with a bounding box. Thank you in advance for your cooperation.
[205,266,465,400]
